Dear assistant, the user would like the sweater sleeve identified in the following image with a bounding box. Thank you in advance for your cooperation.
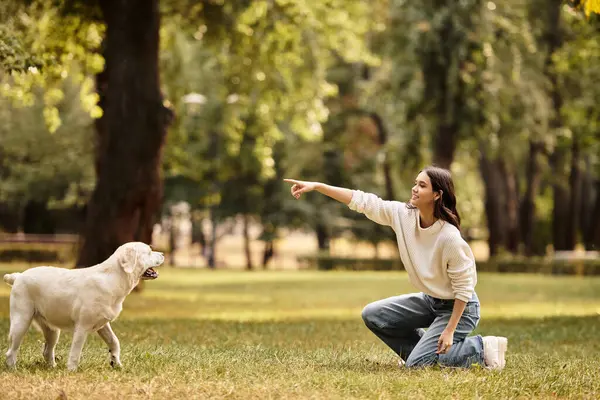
[444,236,477,302]
[347,190,401,227]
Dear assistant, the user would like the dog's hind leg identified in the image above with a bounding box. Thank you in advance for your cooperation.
[67,327,88,371]
[35,318,60,368]
[97,323,122,368]
[6,294,34,369]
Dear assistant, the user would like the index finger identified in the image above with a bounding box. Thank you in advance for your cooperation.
[283,179,299,185]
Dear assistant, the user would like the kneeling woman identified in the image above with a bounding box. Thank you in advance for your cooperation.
[284,166,507,369]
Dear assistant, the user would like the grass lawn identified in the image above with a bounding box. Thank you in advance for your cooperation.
[1,265,599,399]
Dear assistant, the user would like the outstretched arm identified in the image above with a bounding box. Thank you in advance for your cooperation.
[283,179,353,205]
[284,179,400,227]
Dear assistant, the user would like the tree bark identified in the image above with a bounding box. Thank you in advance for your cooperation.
[520,141,543,256]
[424,0,475,170]
[566,136,583,249]
[499,160,520,253]
[262,240,274,269]
[243,214,253,270]
[479,149,507,257]
[550,150,571,251]
[168,219,176,266]
[77,0,172,267]
[316,223,330,251]
[315,222,332,270]
[581,157,596,249]
[587,179,600,250]
[432,123,458,170]
[370,112,396,200]
[543,0,570,252]
[207,207,217,269]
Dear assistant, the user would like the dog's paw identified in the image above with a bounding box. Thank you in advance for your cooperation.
[67,363,78,372]
[110,359,122,369]
[44,353,57,368]
[5,355,17,369]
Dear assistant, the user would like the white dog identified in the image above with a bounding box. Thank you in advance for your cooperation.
[3,241,164,371]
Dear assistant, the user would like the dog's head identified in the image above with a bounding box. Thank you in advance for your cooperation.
[117,242,164,280]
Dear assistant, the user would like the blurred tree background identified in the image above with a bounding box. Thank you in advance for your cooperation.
[1,0,599,270]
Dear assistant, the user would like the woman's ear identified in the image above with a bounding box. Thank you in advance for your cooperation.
[435,190,443,202]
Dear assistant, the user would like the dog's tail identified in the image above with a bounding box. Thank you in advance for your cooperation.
[3,272,21,287]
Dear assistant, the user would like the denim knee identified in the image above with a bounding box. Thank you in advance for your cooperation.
[361,303,381,328]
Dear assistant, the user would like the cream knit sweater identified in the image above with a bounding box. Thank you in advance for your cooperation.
[348,190,477,302]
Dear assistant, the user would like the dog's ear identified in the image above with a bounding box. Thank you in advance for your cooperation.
[119,247,138,274]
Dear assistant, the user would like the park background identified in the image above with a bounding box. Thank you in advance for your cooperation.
[1,1,600,399]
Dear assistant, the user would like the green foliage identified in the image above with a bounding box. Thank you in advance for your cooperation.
[554,9,600,172]
[0,242,76,263]
[0,1,103,132]
[0,73,96,215]
[162,0,379,176]
[159,2,382,246]
[1,0,600,254]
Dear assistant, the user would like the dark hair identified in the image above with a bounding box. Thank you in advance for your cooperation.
[407,166,461,230]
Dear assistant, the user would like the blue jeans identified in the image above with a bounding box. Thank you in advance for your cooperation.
[362,292,484,368]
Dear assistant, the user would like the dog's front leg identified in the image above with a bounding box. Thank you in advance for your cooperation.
[97,323,122,368]
[67,328,88,371]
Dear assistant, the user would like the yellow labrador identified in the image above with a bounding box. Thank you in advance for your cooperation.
[3,241,164,371]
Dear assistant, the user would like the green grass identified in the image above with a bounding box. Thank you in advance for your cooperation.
[1,265,599,399]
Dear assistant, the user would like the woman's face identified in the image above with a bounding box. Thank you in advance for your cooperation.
[410,171,440,209]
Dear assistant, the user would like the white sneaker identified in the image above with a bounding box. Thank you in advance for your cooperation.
[482,336,508,370]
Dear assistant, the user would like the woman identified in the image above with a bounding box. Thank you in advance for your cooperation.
[284,166,507,369]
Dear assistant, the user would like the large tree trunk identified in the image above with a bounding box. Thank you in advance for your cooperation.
[316,223,330,252]
[499,161,520,253]
[207,207,217,269]
[520,141,543,255]
[544,0,570,252]
[479,150,507,257]
[370,112,396,200]
[259,142,283,270]
[550,150,571,251]
[315,222,332,270]
[432,123,458,170]
[77,0,172,267]
[243,214,253,270]
[579,154,596,248]
[168,219,177,266]
[424,0,477,170]
[262,240,274,269]
[566,136,583,249]
[587,179,600,250]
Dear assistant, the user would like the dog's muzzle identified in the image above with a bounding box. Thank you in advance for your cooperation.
[141,252,164,280]
[142,268,158,280]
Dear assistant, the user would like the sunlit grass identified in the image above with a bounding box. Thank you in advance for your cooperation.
[1,265,599,399]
